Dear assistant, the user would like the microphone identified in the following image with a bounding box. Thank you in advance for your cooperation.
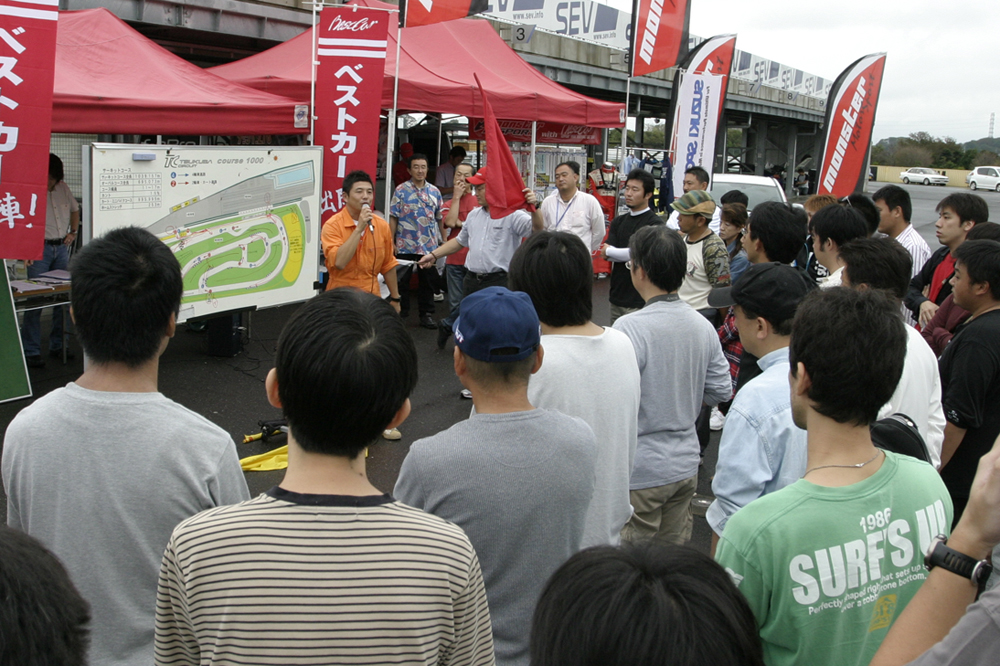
[361,202,374,232]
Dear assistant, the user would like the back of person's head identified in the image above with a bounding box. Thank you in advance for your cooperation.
[49,153,65,182]
[407,152,427,168]
[839,237,912,300]
[840,194,880,235]
[0,526,90,666]
[556,160,581,176]
[872,184,912,223]
[70,226,182,367]
[746,201,807,264]
[685,166,710,187]
[790,288,906,426]
[720,189,749,207]
[810,204,869,248]
[274,289,418,457]
[804,194,838,216]
[530,542,764,666]
[629,224,687,292]
[626,168,656,196]
[967,221,1000,242]
[509,231,592,327]
[454,286,540,390]
[937,192,989,225]
[953,240,1000,301]
[342,170,373,192]
[449,145,467,159]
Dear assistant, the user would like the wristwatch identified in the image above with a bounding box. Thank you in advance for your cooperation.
[388,296,400,302]
[925,535,993,595]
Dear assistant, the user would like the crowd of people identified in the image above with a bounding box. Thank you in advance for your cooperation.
[3,160,1000,666]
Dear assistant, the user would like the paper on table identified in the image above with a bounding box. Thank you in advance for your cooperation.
[38,269,70,280]
[11,281,55,293]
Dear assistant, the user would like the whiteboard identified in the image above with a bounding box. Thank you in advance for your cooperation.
[87,144,322,322]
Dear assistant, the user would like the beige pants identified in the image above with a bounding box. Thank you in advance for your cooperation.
[609,303,640,326]
[623,476,698,545]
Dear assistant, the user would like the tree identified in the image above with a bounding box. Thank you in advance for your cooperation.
[972,151,1000,167]
[893,146,933,168]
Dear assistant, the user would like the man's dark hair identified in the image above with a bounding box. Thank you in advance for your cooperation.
[629,224,686,292]
[790,288,906,426]
[626,168,656,196]
[937,192,989,225]
[0,526,90,666]
[685,166,710,186]
[463,354,537,390]
[449,145,467,159]
[49,153,65,183]
[530,542,764,666]
[810,204,869,248]
[556,161,581,177]
[953,239,1000,301]
[746,201,807,264]
[342,170,373,193]
[509,231,592,327]
[407,153,428,168]
[840,193,880,235]
[70,227,182,367]
[720,189,749,207]
[839,237,912,300]
[275,289,418,457]
[967,221,1000,242]
[872,184,912,223]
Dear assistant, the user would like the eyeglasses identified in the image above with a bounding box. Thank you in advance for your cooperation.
[626,260,633,271]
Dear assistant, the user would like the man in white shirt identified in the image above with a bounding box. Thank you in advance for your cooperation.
[539,161,606,252]
[873,185,933,326]
[810,204,870,288]
[667,166,721,234]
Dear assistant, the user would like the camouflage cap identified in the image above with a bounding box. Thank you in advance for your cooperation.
[670,189,717,218]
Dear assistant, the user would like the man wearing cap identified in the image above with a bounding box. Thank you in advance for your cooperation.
[395,286,597,666]
[705,263,813,555]
[666,166,721,234]
[672,189,731,319]
[417,167,542,298]
[539,161,606,252]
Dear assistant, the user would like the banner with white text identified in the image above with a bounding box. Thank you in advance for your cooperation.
[817,53,886,197]
[628,0,689,78]
[315,6,388,220]
[467,118,601,145]
[0,0,59,260]
[667,71,723,198]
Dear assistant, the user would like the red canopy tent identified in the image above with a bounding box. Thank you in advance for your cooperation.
[53,8,306,135]
[210,0,624,127]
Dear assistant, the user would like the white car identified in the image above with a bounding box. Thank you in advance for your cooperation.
[708,173,788,212]
[900,167,948,186]
[968,166,1000,192]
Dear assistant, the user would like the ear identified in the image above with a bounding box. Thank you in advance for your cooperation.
[971,280,991,298]
[530,344,544,375]
[453,345,466,378]
[753,238,765,257]
[265,367,282,409]
[789,361,812,399]
[754,316,769,342]
[69,305,76,325]
[385,398,411,430]
[166,311,177,339]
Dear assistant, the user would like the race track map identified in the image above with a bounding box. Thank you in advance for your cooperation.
[89,145,322,321]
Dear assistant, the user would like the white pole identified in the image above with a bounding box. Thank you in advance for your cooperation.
[309,1,321,146]
[622,77,631,156]
[383,18,403,216]
[529,121,537,193]
[436,114,443,171]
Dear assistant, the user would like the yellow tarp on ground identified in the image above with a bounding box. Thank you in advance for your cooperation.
[240,445,288,471]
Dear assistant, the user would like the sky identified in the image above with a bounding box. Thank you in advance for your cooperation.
[603,0,998,144]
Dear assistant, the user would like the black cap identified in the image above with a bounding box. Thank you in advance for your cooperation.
[708,263,815,324]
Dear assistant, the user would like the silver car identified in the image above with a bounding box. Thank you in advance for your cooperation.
[900,167,948,186]
[968,166,1000,192]
[708,174,788,212]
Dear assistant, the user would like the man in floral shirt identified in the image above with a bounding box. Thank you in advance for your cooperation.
[390,153,444,328]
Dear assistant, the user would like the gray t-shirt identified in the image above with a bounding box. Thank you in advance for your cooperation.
[2,382,250,666]
[613,296,731,489]
[456,206,533,273]
[394,408,598,666]
[906,586,1000,666]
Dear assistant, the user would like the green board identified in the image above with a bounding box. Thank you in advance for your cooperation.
[0,269,32,403]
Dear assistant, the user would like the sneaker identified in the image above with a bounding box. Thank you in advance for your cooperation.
[437,321,451,350]
[25,354,45,369]
[419,314,437,330]
[710,406,726,431]
[433,292,445,302]
[460,389,473,400]
[382,428,402,440]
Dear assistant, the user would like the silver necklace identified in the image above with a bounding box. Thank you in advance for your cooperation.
[803,449,882,477]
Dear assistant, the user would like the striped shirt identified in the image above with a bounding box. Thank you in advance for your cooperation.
[895,224,933,326]
[155,488,495,666]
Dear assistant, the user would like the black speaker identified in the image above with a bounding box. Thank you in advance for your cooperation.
[206,312,243,357]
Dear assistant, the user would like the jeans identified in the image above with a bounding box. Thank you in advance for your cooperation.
[21,243,69,356]
[396,253,435,316]
[441,264,468,328]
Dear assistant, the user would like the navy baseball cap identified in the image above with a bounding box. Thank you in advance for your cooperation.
[453,287,541,362]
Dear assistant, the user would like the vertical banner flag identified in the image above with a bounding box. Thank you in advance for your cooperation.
[629,0,690,78]
[315,5,388,218]
[817,53,886,197]
[403,0,488,28]
[665,34,737,198]
[473,73,534,220]
[0,0,59,261]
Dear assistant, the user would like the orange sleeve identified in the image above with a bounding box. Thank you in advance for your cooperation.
[321,212,346,267]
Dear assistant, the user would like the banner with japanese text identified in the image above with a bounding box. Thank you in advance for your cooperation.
[403,0,488,28]
[817,53,886,197]
[667,71,723,198]
[628,0,689,78]
[315,6,387,220]
[0,0,59,260]
[467,118,601,145]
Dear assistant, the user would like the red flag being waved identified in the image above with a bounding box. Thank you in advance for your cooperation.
[629,0,690,78]
[473,73,534,220]
[402,0,487,28]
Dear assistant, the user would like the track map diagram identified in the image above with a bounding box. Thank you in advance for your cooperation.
[89,145,322,321]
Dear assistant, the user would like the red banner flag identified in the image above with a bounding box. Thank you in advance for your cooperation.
[629,0,690,78]
[402,0,488,28]
[817,53,887,197]
[0,0,59,260]
[473,73,534,220]
[315,5,388,219]
[467,118,601,145]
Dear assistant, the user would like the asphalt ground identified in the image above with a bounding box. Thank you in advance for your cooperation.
[864,180,1000,247]
[0,276,722,555]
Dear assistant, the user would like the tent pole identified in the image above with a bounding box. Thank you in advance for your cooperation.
[529,121,537,194]
[383,19,403,216]
[309,0,320,147]
[436,114,443,171]
[622,77,631,158]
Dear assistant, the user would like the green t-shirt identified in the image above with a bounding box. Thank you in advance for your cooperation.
[715,451,953,666]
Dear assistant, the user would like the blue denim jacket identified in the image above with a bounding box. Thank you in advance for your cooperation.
[707,347,808,535]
